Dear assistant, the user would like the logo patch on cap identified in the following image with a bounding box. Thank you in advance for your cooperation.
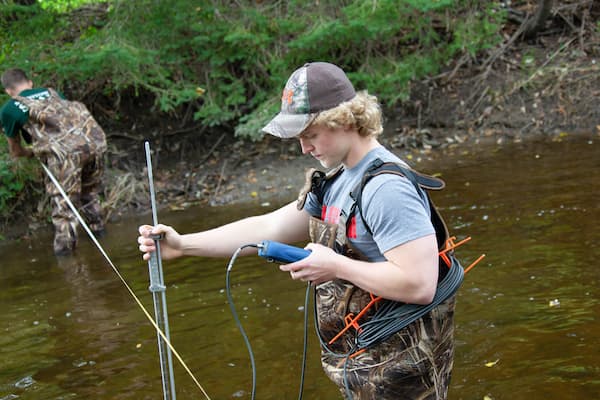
[281,66,310,114]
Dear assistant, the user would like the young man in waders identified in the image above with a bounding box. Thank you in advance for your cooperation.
[1,68,107,255]
[138,62,458,399]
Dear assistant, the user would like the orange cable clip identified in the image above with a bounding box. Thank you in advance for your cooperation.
[464,254,486,274]
[328,293,382,345]
[440,236,472,255]
[349,348,367,359]
[439,236,472,268]
[344,313,362,332]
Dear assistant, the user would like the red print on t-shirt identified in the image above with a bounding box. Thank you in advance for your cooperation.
[321,205,357,239]
[322,205,340,224]
[347,216,357,239]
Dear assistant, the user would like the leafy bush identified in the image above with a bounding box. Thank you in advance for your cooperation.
[0,141,39,218]
[0,158,24,212]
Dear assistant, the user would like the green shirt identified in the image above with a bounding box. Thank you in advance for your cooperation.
[0,88,55,141]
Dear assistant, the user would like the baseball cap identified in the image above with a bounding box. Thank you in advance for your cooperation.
[262,62,356,138]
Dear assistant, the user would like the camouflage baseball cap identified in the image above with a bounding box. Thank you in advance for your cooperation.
[262,62,356,138]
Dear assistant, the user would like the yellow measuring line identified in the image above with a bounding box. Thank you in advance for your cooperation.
[41,162,212,400]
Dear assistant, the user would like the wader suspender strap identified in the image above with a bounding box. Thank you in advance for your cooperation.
[315,167,344,204]
[304,158,447,248]
[297,166,344,211]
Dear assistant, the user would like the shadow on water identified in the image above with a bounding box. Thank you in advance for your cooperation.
[0,134,598,399]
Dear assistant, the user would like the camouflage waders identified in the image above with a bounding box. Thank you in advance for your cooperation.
[300,164,457,400]
[17,89,107,255]
[45,152,105,254]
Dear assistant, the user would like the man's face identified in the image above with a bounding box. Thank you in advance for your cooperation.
[298,124,352,168]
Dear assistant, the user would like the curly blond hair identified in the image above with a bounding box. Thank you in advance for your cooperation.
[310,91,383,138]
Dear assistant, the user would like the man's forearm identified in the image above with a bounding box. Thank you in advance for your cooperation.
[180,202,311,258]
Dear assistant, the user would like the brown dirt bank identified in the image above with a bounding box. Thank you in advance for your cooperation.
[1,30,599,241]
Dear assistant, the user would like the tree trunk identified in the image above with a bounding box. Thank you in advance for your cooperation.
[523,0,554,39]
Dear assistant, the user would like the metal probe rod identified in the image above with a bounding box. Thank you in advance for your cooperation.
[145,141,177,400]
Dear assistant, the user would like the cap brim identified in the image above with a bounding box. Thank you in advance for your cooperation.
[262,112,314,138]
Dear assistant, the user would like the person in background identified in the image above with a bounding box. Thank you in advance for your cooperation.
[137,62,457,399]
[1,68,107,255]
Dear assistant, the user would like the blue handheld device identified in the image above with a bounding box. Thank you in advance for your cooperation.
[258,240,311,263]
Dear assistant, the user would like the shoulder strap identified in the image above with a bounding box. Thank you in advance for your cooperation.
[348,158,445,233]
[15,88,50,108]
[351,158,444,200]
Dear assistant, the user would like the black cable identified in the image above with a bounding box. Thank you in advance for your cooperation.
[357,256,464,350]
[226,246,312,400]
[297,283,311,400]
[226,244,259,400]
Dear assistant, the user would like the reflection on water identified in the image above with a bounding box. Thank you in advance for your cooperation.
[0,135,598,399]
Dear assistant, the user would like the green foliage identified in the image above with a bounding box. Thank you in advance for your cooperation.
[37,0,97,12]
[448,2,505,57]
[0,159,24,211]
[234,98,280,139]
[0,142,38,217]
[0,0,507,142]
[270,0,504,112]
[405,0,454,11]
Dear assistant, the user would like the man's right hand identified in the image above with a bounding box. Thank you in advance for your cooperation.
[138,224,184,261]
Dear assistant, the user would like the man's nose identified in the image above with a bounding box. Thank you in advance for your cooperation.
[299,138,313,154]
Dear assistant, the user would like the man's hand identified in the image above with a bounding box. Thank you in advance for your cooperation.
[279,243,341,285]
[138,224,184,261]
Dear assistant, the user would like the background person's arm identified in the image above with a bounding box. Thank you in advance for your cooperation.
[7,136,33,158]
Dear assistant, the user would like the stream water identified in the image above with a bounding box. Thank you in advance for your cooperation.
[0,134,598,400]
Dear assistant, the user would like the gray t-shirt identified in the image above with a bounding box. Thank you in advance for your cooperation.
[304,146,435,261]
